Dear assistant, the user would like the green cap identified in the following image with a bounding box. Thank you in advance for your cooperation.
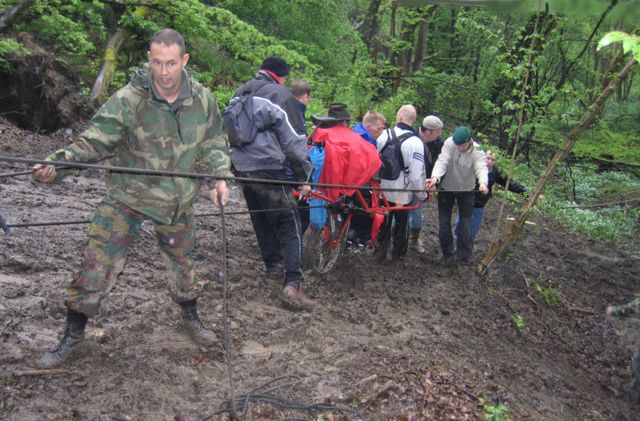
[452,126,472,145]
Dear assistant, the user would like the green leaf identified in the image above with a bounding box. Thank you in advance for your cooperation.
[598,31,640,61]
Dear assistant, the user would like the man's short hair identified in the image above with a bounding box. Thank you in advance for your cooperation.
[260,56,291,77]
[396,104,417,126]
[151,28,186,55]
[290,79,312,98]
[363,111,385,125]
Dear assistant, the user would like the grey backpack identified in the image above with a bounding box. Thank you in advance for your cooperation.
[223,92,260,148]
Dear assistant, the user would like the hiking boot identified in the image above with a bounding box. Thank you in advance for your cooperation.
[373,244,389,263]
[439,253,457,276]
[456,260,474,278]
[410,228,425,253]
[180,299,217,347]
[391,247,407,263]
[440,253,456,266]
[282,284,314,309]
[38,309,87,368]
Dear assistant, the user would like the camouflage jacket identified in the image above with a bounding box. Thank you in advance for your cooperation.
[48,65,231,224]
[610,298,640,319]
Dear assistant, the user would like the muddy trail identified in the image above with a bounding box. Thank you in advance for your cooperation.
[1,117,639,421]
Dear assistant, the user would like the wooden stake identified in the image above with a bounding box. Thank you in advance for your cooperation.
[12,369,68,377]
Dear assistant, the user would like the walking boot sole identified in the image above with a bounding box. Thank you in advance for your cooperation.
[38,340,84,368]
[180,321,218,348]
[280,286,313,312]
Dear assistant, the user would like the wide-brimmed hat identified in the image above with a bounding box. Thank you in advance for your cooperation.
[312,103,352,124]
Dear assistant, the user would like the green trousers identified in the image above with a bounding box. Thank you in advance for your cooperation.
[66,199,202,317]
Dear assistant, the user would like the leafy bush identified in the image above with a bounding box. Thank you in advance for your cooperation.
[483,403,511,421]
[512,314,525,333]
[15,0,106,57]
[0,37,28,72]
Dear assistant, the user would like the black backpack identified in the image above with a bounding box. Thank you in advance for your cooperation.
[378,128,414,180]
[223,92,260,148]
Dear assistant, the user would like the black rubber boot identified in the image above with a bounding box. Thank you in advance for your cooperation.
[180,299,217,347]
[38,309,87,368]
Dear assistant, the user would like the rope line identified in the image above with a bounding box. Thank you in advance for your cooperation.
[4,194,637,231]
[0,155,477,194]
[3,204,327,229]
[0,169,34,178]
[220,205,238,419]
[199,375,365,421]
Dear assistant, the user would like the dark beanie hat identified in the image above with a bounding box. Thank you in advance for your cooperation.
[260,56,291,77]
[452,126,472,145]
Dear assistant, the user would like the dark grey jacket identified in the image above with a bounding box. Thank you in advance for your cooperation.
[230,71,311,181]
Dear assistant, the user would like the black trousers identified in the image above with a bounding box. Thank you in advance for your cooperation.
[236,169,304,287]
[437,191,474,262]
[376,205,410,261]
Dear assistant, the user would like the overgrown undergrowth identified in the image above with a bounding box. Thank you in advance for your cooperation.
[497,160,640,258]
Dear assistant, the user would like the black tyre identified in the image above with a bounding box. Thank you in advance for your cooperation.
[303,214,349,274]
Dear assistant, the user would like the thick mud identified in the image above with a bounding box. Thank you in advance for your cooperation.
[1,117,639,420]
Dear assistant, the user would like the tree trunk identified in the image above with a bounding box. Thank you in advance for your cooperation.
[412,6,436,72]
[0,0,34,32]
[478,57,637,275]
[388,0,398,66]
[471,12,556,141]
[360,0,383,54]
[90,6,148,104]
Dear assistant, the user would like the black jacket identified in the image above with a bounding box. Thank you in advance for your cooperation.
[425,137,444,178]
[229,71,310,180]
[474,166,526,208]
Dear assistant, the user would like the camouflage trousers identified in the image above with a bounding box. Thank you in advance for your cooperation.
[66,200,202,317]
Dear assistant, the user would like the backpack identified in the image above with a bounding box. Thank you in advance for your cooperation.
[223,92,260,148]
[378,128,414,180]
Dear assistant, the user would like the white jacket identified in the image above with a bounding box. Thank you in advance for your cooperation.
[431,137,488,192]
[376,127,426,205]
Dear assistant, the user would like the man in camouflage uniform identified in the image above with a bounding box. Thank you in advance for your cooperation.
[606,298,640,401]
[32,29,231,367]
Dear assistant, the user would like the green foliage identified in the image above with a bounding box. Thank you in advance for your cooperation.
[512,314,525,333]
[530,164,640,255]
[483,403,511,421]
[534,120,640,169]
[219,0,359,73]
[527,278,561,306]
[545,201,639,243]
[598,31,640,61]
[0,37,27,72]
[16,0,107,57]
[375,84,419,125]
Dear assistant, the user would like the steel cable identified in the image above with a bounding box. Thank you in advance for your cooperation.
[219,205,239,419]
[0,155,476,194]
[199,375,365,421]
[3,204,328,229]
